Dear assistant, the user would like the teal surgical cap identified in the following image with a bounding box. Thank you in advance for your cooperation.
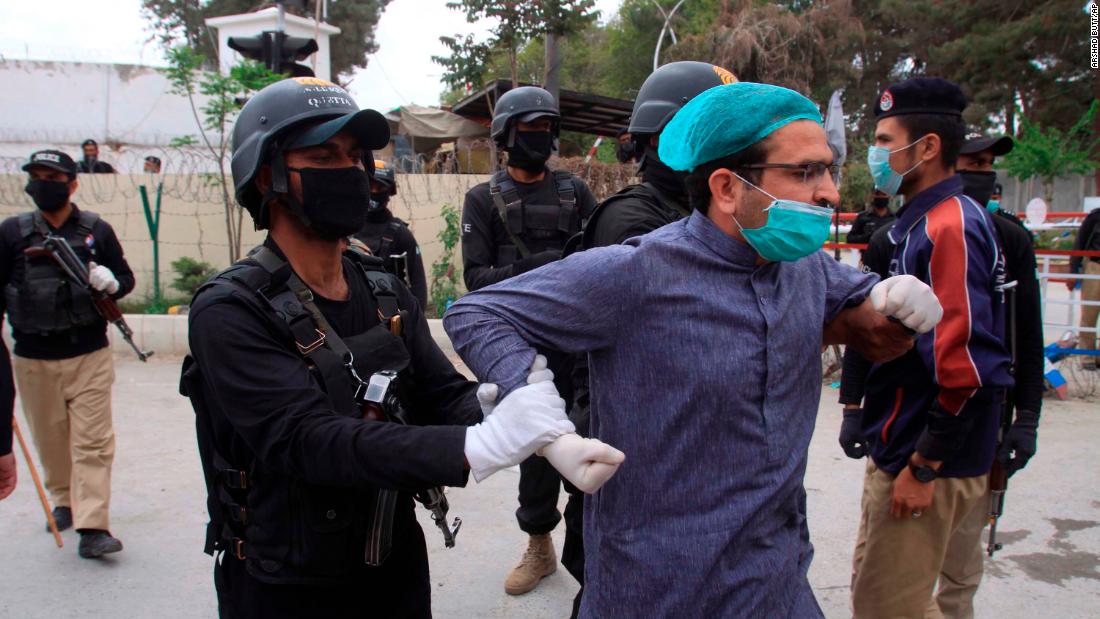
[658,82,822,172]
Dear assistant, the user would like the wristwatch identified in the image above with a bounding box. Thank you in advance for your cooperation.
[908,461,938,483]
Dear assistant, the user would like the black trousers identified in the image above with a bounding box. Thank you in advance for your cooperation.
[515,349,573,536]
[214,524,432,619]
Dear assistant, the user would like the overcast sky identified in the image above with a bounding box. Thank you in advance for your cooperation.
[0,0,624,112]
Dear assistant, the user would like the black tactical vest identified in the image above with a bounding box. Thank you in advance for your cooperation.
[576,181,690,253]
[3,211,101,335]
[489,169,583,266]
[181,246,420,584]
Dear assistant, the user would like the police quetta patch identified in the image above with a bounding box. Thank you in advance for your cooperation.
[880,91,894,112]
[35,153,61,163]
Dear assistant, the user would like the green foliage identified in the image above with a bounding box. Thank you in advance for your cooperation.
[162,46,281,262]
[170,256,219,297]
[168,135,199,148]
[436,1,598,91]
[141,0,392,80]
[1002,101,1099,202]
[429,203,465,318]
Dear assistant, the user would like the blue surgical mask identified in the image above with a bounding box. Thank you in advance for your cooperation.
[731,173,834,262]
[986,199,1000,213]
[867,137,926,196]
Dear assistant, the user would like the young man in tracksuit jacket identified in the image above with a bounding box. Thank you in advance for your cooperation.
[847,77,1013,618]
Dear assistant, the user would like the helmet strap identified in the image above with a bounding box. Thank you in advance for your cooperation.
[261,144,312,230]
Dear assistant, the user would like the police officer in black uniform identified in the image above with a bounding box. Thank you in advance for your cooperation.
[78,140,116,174]
[458,85,597,596]
[562,60,736,617]
[847,189,896,246]
[181,77,578,618]
[355,159,428,308]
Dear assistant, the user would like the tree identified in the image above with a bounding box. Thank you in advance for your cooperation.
[162,46,283,262]
[443,1,540,87]
[141,0,391,81]
[1002,100,1099,205]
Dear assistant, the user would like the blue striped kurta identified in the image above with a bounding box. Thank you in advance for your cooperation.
[444,211,878,617]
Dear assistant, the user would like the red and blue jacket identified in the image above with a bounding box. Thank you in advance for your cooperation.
[862,175,1013,478]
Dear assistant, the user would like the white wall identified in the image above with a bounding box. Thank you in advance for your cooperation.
[0,60,214,159]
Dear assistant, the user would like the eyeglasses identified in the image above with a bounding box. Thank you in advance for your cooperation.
[738,162,841,187]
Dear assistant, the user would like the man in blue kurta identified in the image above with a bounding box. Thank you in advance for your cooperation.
[444,83,944,617]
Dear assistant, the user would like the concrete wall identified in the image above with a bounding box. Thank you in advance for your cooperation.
[0,173,486,301]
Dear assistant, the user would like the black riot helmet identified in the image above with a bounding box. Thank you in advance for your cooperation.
[371,159,397,196]
[231,77,390,228]
[490,86,561,148]
[628,61,737,137]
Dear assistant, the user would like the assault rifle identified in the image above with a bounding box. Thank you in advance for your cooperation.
[357,369,462,550]
[24,236,152,362]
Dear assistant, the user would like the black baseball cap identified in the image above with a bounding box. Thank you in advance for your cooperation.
[874,77,967,120]
[81,139,98,148]
[960,134,1014,157]
[144,155,162,165]
[23,150,78,176]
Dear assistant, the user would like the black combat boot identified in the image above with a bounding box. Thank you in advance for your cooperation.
[46,506,72,533]
[77,530,123,558]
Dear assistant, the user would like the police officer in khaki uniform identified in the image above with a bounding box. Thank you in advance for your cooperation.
[1,150,133,557]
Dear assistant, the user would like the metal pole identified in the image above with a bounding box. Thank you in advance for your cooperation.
[652,0,686,71]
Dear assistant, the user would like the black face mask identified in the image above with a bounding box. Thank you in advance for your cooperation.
[25,179,70,212]
[507,130,554,172]
[641,146,689,199]
[287,166,371,240]
[959,171,997,207]
[616,142,636,163]
[871,196,890,210]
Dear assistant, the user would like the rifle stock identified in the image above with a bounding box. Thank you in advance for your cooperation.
[24,237,152,362]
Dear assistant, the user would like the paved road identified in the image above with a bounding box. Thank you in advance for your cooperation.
[1,356,1097,618]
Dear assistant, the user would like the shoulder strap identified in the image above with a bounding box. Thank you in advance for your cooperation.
[17,212,38,239]
[344,247,405,332]
[489,170,531,259]
[75,211,100,238]
[553,170,580,235]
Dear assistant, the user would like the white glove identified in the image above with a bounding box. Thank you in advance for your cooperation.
[869,275,943,334]
[465,380,573,482]
[539,433,625,494]
[474,354,553,418]
[88,262,120,295]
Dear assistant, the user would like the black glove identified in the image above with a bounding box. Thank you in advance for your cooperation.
[513,250,561,275]
[839,408,868,459]
[998,409,1039,477]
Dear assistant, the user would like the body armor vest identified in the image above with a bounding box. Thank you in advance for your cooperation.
[489,169,582,266]
[4,211,101,334]
[181,245,424,584]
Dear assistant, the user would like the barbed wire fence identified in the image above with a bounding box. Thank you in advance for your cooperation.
[0,144,639,304]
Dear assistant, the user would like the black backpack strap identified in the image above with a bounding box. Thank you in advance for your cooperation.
[489,170,531,259]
